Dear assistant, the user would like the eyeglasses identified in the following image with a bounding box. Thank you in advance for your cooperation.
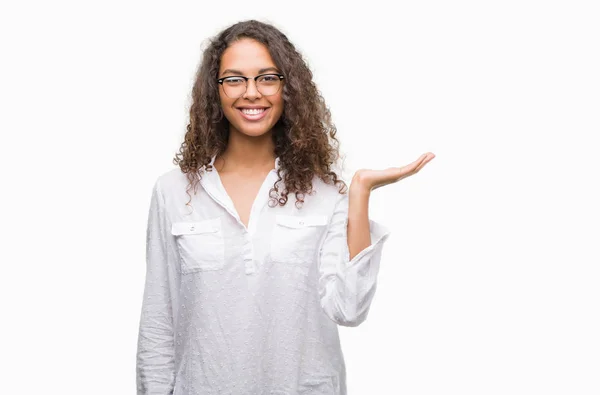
[217,73,285,98]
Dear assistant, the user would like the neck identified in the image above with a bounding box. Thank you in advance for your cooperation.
[215,128,276,174]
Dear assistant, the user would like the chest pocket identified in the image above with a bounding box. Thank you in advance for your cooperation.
[171,218,225,273]
[270,214,329,264]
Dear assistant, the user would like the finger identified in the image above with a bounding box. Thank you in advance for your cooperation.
[402,153,429,175]
[414,153,435,172]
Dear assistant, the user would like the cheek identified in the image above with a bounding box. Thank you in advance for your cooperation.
[218,89,230,108]
[219,92,237,120]
[272,95,284,115]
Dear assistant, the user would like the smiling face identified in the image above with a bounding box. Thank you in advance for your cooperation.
[218,38,285,138]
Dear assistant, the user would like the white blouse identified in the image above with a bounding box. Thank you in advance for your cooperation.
[136,156,391,395]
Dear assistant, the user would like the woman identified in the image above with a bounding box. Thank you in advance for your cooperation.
[136,20,435,394]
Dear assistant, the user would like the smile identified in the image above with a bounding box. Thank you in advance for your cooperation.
[237,107,269,121]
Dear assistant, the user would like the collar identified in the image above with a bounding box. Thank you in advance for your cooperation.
[208,155,280,172]
[200,155,282,234]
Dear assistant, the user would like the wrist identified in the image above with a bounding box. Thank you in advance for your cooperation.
[349,177,372,197]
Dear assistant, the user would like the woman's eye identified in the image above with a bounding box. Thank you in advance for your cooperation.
[225,78,244,85]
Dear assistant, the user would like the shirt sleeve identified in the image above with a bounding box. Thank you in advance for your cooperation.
[318,192,391,327]
[136,179,178,394]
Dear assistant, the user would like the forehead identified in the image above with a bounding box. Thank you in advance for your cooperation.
[219,38,277,74]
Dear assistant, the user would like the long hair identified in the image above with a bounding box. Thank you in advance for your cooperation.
[173,19,347,208]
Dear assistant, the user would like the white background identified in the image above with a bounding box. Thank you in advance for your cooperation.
[1,0,598,394]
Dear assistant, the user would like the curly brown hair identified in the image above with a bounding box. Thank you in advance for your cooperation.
[173,19,348,208]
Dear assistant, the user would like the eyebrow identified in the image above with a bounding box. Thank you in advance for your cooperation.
[220,67,280,76]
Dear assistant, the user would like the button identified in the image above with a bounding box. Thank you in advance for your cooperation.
[190,226,195,231]
[299,221,304,225]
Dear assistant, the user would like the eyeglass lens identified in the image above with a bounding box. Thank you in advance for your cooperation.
[222,74,282,98]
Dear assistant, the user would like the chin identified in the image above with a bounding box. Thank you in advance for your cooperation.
[234,124,274,137]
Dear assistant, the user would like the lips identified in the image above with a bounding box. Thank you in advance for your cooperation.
[237,107,270,121]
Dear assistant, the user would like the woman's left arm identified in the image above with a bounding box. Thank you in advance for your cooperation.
[347,152,436,259]
[318,152,435,327]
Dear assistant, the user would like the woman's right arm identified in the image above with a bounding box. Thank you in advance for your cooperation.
[136,179,177,395]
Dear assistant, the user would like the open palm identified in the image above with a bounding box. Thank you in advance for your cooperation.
[353,152,436,191]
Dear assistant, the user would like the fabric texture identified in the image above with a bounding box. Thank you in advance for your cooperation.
[136,156,391,395]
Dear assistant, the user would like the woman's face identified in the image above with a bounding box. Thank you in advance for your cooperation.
[218,38,284,138]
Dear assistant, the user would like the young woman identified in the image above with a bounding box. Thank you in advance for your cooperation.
[136,20,435,395]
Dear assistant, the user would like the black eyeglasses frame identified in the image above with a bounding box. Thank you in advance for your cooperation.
[217,73,285,97]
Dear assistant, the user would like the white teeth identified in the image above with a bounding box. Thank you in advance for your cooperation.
[241,108,265,115]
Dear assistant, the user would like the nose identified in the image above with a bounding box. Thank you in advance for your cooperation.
[242,79,262,100]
